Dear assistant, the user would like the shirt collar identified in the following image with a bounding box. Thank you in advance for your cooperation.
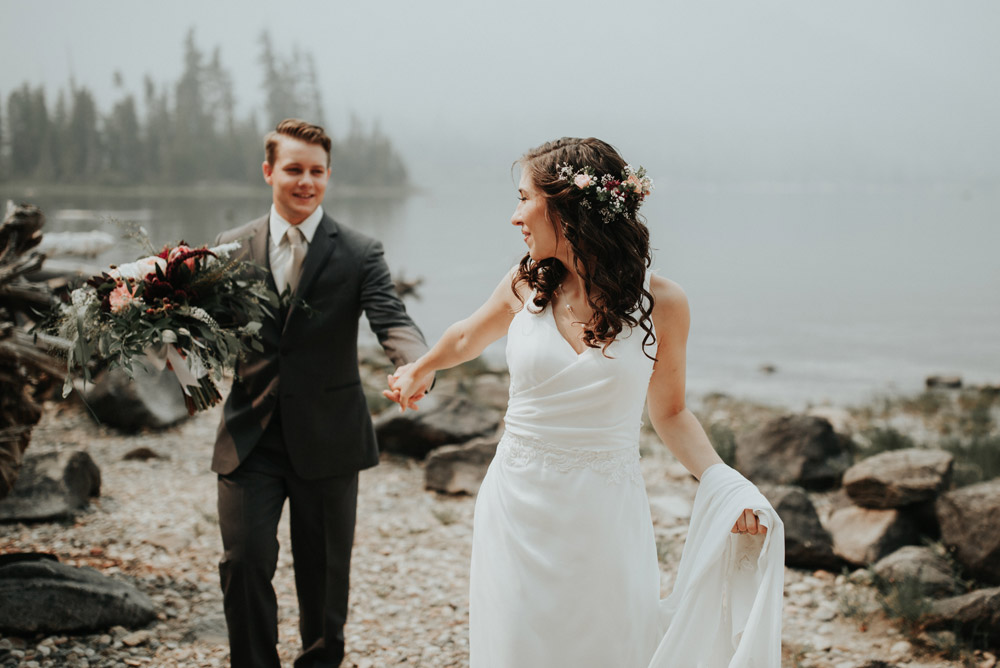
[269,204,325,244]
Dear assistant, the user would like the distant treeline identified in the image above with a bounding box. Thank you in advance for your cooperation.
[0,30,408,189]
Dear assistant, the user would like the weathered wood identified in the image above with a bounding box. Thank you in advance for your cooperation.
[0,335,68,378]
[0,201,58,502]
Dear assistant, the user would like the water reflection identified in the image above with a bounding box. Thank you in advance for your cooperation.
[0,187,408,266]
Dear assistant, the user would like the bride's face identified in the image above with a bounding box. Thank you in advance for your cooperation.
[512,172,563,261]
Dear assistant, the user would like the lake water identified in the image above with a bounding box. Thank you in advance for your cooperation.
[5,179,998,409]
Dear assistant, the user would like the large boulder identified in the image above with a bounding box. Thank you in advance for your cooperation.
[759,485,841,571]
[0,557,156,633]
[0,449,100,522]
[735,415,853,490]
[871,546,960,598]
[827,505,917,566]
[425,436,499,495]
[936,479,1000,584]
[923,587,1000,646]
[843,448,953,509]
[84,363,190,432]
[374,393,502,459]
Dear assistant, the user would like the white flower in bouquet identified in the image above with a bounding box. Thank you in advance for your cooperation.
[110,255,167,282]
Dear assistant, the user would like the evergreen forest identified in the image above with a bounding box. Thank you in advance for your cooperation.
[0,30,408,189]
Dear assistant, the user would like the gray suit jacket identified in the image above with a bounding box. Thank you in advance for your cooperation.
[212,212,427,479]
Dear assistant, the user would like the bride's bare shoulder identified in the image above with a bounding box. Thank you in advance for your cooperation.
[649,274,688,311]
[501,264,532,312]
[648,274,691,335]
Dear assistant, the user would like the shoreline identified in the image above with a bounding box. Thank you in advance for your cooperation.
[0,181,419,201]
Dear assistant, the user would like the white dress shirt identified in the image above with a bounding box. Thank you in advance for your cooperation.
[268,204,324,292]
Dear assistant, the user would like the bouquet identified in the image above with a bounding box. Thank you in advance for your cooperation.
[51,232,276,414]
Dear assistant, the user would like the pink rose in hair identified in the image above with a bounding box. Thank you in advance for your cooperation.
[109,282,137,314]
[627,174,646,196]
[574,173,593,189]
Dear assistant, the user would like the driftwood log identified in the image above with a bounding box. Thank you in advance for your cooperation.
[0,201,61,501]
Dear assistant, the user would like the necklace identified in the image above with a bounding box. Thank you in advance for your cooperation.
[556,289,582,324]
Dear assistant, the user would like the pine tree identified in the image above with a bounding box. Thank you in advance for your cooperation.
[6,84,49,178]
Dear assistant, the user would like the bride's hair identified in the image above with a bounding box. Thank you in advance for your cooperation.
[512,137,656,359]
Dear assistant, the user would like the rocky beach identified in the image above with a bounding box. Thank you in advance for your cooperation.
[0,362,998,668]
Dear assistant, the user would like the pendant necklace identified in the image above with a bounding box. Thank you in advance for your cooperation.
[557,289,581,325]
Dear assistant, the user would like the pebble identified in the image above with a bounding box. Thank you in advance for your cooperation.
[0,398,979,667]
[891,639,914,656]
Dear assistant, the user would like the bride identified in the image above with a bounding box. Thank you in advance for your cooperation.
[385,137,784,667]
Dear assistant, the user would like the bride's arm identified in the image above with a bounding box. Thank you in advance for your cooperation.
[645,275,724,478]
[646,276,764,535]
[385,267,524,410]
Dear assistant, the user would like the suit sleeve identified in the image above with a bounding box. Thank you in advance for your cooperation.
[359,239,428,368]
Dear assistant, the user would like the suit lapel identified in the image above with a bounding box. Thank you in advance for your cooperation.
[283,213,338,331]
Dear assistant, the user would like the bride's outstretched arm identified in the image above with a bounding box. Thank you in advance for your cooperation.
[384,268,523,411]
[645,275,765,535]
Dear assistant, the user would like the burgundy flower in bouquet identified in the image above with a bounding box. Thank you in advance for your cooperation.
[52,236,276,414]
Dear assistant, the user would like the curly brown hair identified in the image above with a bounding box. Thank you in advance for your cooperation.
[512,137,656,359]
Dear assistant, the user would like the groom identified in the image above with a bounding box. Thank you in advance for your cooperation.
[212,118,431,667]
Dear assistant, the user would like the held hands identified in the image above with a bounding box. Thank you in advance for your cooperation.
[383,363,434,413]
[731,508,767,536]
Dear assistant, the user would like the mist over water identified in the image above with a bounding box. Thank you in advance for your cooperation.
[8,173,998,409]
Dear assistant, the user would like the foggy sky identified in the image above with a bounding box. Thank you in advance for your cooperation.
[2,0,999,186]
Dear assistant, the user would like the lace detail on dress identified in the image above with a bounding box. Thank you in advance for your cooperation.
[497,431,642,485]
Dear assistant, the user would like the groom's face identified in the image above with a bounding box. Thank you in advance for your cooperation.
[263,136,331,225]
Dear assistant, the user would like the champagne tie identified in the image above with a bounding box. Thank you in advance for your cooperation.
[285,226,307,295]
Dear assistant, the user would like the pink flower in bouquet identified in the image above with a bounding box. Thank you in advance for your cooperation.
[167,245,198,272]
[109,282,138,314]
[574,173,594,189]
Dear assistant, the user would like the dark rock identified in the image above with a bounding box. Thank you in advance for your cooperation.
[923,586,1000,646]
[0,552,57,567]
[425,437,499,495]
[735,415,853,490]
[925,375,962,389]
[843,448,953,509]
[374,393,502,459]
[0,450,100,522]
[122,447,162,461]
[936,479,1000,584]
[84,363,190,433]
[759,484,841,571]
[827,505,917,566]
[906,498,941,540]
[0,559,156,633]
[871,546,960,598]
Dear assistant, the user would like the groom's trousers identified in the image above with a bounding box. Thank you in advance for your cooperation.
[217,408,358,668]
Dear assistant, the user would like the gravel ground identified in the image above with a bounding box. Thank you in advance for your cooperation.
[0,398,990,668]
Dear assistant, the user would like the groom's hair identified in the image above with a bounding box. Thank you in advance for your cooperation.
[265,119,332,167]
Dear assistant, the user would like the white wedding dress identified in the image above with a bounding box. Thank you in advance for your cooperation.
[469,281,784,668]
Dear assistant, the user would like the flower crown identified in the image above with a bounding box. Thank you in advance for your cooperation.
[557,162,653,223]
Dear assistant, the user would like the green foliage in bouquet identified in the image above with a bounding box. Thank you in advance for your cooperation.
[48,233,278,414]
